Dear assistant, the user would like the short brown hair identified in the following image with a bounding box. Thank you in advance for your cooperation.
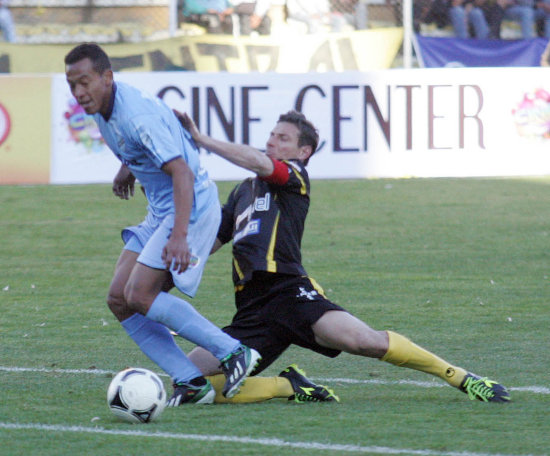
[277,110,319,165]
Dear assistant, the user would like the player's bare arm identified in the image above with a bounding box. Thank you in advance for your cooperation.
[175,110,274,176]
[112,164,135,200]
[161,157,194,273]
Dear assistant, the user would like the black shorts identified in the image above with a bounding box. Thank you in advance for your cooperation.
[222,272,346,374]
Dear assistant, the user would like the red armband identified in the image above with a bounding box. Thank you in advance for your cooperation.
[260,157,290,185]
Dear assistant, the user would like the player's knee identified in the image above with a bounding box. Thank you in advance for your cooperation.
[123,285,140,312]
[350,329,388,358]
[123,283,151,315]
[106,292,127,318]
[348,329,371,354]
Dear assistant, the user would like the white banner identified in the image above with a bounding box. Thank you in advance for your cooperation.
[51,68,550,184]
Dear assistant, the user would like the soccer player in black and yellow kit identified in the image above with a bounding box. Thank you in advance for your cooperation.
[176,110,510,404]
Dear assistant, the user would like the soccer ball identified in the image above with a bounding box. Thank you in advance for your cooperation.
[107,367,167,423]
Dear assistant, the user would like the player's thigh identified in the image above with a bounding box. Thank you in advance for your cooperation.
[125,261,169,310]
[135,213,201,297]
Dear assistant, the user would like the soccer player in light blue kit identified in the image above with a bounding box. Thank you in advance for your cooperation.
[64,43,260,405]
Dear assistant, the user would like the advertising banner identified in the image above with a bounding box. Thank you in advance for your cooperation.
[0,28,403,74]
[415,35,549,68]
[50,68,550,184]
[0,76,51,185]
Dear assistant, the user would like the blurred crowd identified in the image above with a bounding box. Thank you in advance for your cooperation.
[178,0,550,38]
[179,0,369,35]
[0,0,16,42]
[2,0,548,44]
[414,0,550,39]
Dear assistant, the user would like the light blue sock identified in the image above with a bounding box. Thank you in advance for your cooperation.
[146,291,240,360]
[121,313,203,384]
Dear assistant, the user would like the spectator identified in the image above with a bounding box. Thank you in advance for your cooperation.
[415,0,534,39]
[285,0,347,33]
[535,0,550,38]
[232,0,272,35]
[476,0,508,39]
[448,1,490,38]
[182,0,234,34]
[449,0,506,39]
[354,0,369,29]
[501,0,536,38]
[411,0,451,33]
[474,0,537,39]
[0,0,16,43]
[330,0,363,30]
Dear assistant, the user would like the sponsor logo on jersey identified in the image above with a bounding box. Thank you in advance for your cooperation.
[297,287,318,301]
[120,157,142,167]
[254,193,270,211]
[171,254,200,273]
[188,254,200,268]
[235,193,271,228]
[234,219,260,243]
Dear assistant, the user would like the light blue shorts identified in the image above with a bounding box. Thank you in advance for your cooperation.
[121,203,221,298]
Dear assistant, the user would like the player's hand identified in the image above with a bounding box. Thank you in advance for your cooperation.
[173,109,200,142]
[112,166,135,200]
[162,235,190,274]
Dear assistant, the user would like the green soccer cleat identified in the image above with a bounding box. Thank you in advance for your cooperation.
[220,345,262,398]
[459,373,511,403]
[279,364,340,403]
[167,378,215,406]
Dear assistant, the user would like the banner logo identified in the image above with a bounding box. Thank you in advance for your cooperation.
[0,102,11,146]
[512,88,550,140]
[64,99,104,153]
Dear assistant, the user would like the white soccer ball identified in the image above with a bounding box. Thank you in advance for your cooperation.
[107,367,167,423]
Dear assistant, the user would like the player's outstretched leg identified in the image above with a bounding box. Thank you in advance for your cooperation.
[458,373,511,403]
[381,331,511,403]
[220,345,262,398]
[167,377,216,406]
[279,364,340,403]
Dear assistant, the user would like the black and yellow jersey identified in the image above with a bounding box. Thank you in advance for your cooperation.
[217,159,310,286]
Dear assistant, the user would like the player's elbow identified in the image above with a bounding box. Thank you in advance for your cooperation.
[251,154,274,177]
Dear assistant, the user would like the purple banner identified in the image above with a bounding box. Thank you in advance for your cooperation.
[415,35,549,67]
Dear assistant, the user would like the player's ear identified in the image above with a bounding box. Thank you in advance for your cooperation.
[298,144,312,161]
[102,68,114,85]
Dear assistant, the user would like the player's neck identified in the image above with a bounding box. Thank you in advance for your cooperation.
[100,82,117,121]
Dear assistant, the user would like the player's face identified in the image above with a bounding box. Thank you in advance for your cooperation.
[65,58,113,116]
[265,121,311,162]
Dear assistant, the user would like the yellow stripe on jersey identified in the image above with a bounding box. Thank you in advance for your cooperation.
[233,257,245,281]
[266,211,280,272]
[284,160,307,195]
[308,276,327,297]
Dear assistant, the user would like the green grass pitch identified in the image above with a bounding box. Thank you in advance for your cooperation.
[1,178,549,455]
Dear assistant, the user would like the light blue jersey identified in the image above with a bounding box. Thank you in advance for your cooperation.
[93,81,217,222]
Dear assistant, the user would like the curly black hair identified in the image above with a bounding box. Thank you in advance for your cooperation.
[64,43,111,75]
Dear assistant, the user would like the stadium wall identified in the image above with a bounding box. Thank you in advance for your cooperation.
[2,68,550,185]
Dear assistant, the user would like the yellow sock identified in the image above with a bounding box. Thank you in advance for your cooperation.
[381,331,467,388]
[207,374,294,403]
